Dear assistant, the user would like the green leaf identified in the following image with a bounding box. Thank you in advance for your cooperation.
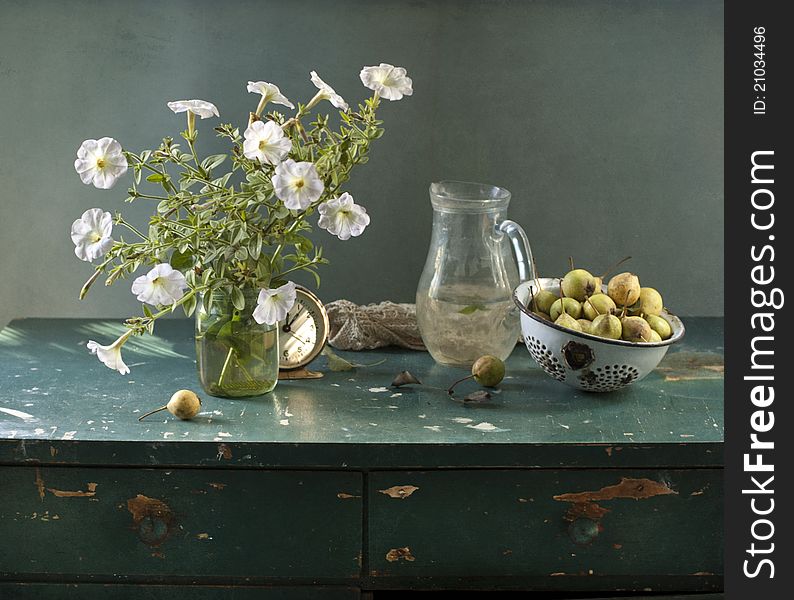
[458,304,487,315]
[201,154,227,171]
[231,287,245,311]
[146,173,166,183]
[182,294,197,317]
[202,289,213,314]
[170,249,193,270]
[142,304,154,319]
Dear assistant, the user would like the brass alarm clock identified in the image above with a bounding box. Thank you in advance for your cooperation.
[277,284,329,377]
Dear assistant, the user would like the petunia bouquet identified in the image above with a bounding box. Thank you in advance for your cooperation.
[72,64,412,375]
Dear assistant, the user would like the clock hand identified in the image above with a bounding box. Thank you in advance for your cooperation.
[285,309,301,329]
[287,330,311,345]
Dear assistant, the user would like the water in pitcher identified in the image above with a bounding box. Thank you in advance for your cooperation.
[416,285,519,367]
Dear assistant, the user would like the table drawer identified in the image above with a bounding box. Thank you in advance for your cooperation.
[368,469,722,585]
[0,467,362,580]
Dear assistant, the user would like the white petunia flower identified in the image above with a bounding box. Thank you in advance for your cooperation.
[131,263,188,306]
[243,120,292,165]
[272,159,324,210]
[74,137,128,189]
[71,208,114,262]
[87,329,133,375]
[317,193,371,241]
[360,63,413,101]
[166,99,220,119]
[247,81,295,112]
[307,71,349,111]
[253,282,297,326]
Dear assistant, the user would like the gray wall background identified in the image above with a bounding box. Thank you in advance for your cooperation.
[0,0,723,328]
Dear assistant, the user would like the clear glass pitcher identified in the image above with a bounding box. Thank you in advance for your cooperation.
[416,181,535,367]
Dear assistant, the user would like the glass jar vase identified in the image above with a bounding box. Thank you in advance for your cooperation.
[195,288,279,398]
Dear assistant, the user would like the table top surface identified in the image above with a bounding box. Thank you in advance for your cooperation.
[0,318,724,469]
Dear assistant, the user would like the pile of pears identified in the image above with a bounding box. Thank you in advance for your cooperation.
[530,265,674,344]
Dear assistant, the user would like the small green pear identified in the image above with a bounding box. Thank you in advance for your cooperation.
[555,313,583,332]
[592,314,622,340]
[471,355,506,387]
[561,269,597,301]
[533,289,557,315]
[647,330,662,343]
[577,319,594,335]
[646,314,672,339]
[583,293,617,320]
[637,287,664,316]
[533,311,552,322]
[139,389,202,421]
[608,272,641,306]
[621,316,652,343]
[550,298,582,321]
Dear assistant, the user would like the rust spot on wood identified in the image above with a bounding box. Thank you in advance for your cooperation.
[216,443,232,460]
[208,482,226,490]
[385,547,415,562]
[126,494,176,548]
[550,572,566,576]
[337,492,361,499]
[554,477,677,527]
[613,543,623,550]
[379,485,419,499]
[49,446,57,457]
[605,447,612,457]
[34,468,45,501]
[196,533,211,540]
[564,501,610,521]
[692,571,715,576]
[503,549,513,556]
[554,477,677,504]
[657,351,724,381]
[47,482,98,498]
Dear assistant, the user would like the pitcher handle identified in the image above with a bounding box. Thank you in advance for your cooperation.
[497,219,537,284]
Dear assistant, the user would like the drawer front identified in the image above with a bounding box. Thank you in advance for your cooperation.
[0,467,362,580]
[369,469,722,583]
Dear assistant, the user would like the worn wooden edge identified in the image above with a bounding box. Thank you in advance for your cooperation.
[0,440,724,469]
[0,575,724,593]
[0,581,361,598]
[357,574,724,592]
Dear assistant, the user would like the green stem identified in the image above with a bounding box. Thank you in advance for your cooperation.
[116,218,147,241]
[271,256,322,280]
[218,346,235,387]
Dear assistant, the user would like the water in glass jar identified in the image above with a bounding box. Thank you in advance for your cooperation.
[416,285,519,367]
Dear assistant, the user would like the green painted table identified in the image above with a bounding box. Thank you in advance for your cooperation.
[0,318,724,597]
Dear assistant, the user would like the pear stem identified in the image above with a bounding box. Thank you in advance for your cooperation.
[138,406,167,421]
[585,296,601,316]
[569,256,575,271]
[599,255,633,279]
[531,254,543,292]
[447,374,474,395]
[559,279,568,316]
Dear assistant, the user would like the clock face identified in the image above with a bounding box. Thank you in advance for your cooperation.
[278,286,329,370]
